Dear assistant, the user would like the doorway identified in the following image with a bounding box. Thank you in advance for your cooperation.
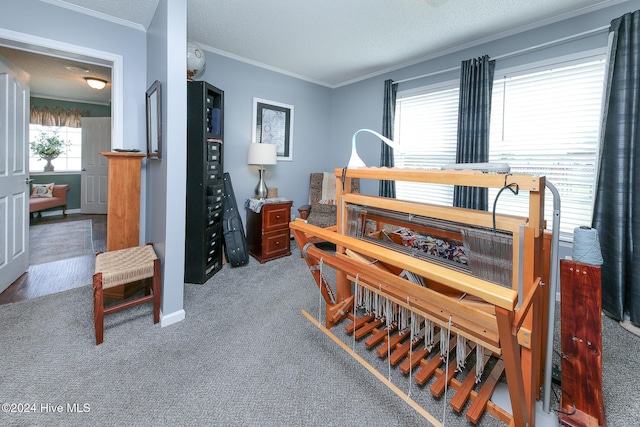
[0,31,120,301]
[0,214,106,305]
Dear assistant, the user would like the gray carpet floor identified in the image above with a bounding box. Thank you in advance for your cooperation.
[1,244,639,426]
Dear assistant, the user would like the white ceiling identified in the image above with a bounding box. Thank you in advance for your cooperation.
[0,46,112,104]
[0,0,624,104]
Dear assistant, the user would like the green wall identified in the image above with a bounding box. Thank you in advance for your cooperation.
[31,97,111,117]
[31,174,81,210]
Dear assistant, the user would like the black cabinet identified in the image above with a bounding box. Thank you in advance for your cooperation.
[185,81,224,284]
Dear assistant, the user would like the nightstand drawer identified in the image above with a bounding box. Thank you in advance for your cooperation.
[262,204,290,232]
[263,229,291,258]
[246,200,293,263]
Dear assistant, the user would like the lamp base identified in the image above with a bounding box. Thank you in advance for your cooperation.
[254,168,268,199]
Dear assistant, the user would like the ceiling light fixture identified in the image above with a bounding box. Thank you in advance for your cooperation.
[84,77,107,90]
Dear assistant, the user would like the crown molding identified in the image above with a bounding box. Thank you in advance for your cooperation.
[196,41,334,88]
[40,0,147,31]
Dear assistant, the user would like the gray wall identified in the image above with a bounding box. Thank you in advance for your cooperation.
[196,53,333,220]
[145,0,187,321]
[330,0,640,195]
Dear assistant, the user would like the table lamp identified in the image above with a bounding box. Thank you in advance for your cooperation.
[248,143,277,199]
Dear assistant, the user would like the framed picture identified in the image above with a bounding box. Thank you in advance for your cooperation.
[252,98,294,161]
[146,80,162,160]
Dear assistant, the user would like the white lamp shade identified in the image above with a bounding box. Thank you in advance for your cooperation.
[248,143,277,165]
[187,41,206,79]
[84,77,107,90]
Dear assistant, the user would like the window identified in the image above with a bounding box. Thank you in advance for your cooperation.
[29,125,82,172]
[394,84,459,205]
[394,54,606,241]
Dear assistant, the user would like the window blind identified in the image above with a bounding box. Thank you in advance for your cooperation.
[394,86,459,206]
[394,57,606,241]
[488,59,606,240]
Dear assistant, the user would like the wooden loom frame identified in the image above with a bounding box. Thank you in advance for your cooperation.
[290,167,549,427]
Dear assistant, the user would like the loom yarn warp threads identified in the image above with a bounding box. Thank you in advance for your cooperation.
[572,226,604,266]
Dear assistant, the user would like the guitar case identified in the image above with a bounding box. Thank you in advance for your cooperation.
[222,172,249,267]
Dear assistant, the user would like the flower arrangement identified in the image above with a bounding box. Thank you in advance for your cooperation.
[30,129,69,160]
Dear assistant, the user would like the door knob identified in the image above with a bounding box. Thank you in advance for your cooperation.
[25,177,33,184]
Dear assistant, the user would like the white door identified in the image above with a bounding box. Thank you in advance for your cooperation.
[0,56,30,294]
[80,117,110,214]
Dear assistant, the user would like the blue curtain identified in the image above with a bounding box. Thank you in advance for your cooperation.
[453,55,495,210]
[379,79,397,197]
[593,10,640,326]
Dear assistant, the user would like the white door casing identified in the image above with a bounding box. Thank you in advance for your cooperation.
[81,117,110,214]
[0,55,30,294]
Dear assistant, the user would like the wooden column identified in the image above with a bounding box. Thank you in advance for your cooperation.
[100,151,146,299]
[101,152,145,250]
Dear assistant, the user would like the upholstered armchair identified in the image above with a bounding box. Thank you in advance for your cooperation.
[298,172,359,229]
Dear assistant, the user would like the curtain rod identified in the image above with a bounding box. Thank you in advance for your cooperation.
[393,24,610,85]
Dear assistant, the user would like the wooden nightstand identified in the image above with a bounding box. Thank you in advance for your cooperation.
[246,200,292,263]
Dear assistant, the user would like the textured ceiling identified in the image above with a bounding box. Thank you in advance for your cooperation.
[0,0,624,104]
[185,0,618,86]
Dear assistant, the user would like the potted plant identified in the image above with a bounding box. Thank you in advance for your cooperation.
[30,129,69,172]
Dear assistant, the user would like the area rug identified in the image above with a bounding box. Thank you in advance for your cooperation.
[29,219,94,265]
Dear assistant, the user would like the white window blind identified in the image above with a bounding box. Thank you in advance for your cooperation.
[394,56,606,241]
[394,85,459,206]
[488,59,606,240]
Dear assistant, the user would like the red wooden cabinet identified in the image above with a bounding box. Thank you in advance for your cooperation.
[246,201,292,263]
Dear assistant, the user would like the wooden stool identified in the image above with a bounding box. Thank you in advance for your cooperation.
[93,244,161,345]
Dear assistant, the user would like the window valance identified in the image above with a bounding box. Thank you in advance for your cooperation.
[30,106,89,128]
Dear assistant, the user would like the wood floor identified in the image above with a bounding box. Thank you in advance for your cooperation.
[0,213,106,306]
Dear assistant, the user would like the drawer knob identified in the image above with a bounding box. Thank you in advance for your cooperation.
[275,215,280,219]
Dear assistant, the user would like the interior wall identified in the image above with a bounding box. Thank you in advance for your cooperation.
[31,97,111,117]
[146,0,187,323]
[195,52,333,222]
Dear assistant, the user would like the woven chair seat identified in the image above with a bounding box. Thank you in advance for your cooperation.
[93,244,161,345]
[95,245,158,290]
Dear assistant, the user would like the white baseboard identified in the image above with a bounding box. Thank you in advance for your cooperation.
[160,309,185,327]
[34,208,81,217]
[620,318,640,337]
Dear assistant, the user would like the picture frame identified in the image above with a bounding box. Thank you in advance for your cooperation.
[252,98,294,161]
[146,80,162,160]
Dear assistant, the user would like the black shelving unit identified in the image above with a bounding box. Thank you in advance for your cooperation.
[185,81,224,284]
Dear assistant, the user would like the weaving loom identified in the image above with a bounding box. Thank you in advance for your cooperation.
[290,167,551,427]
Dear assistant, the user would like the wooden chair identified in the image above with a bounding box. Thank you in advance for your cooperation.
[93,244,161,345]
